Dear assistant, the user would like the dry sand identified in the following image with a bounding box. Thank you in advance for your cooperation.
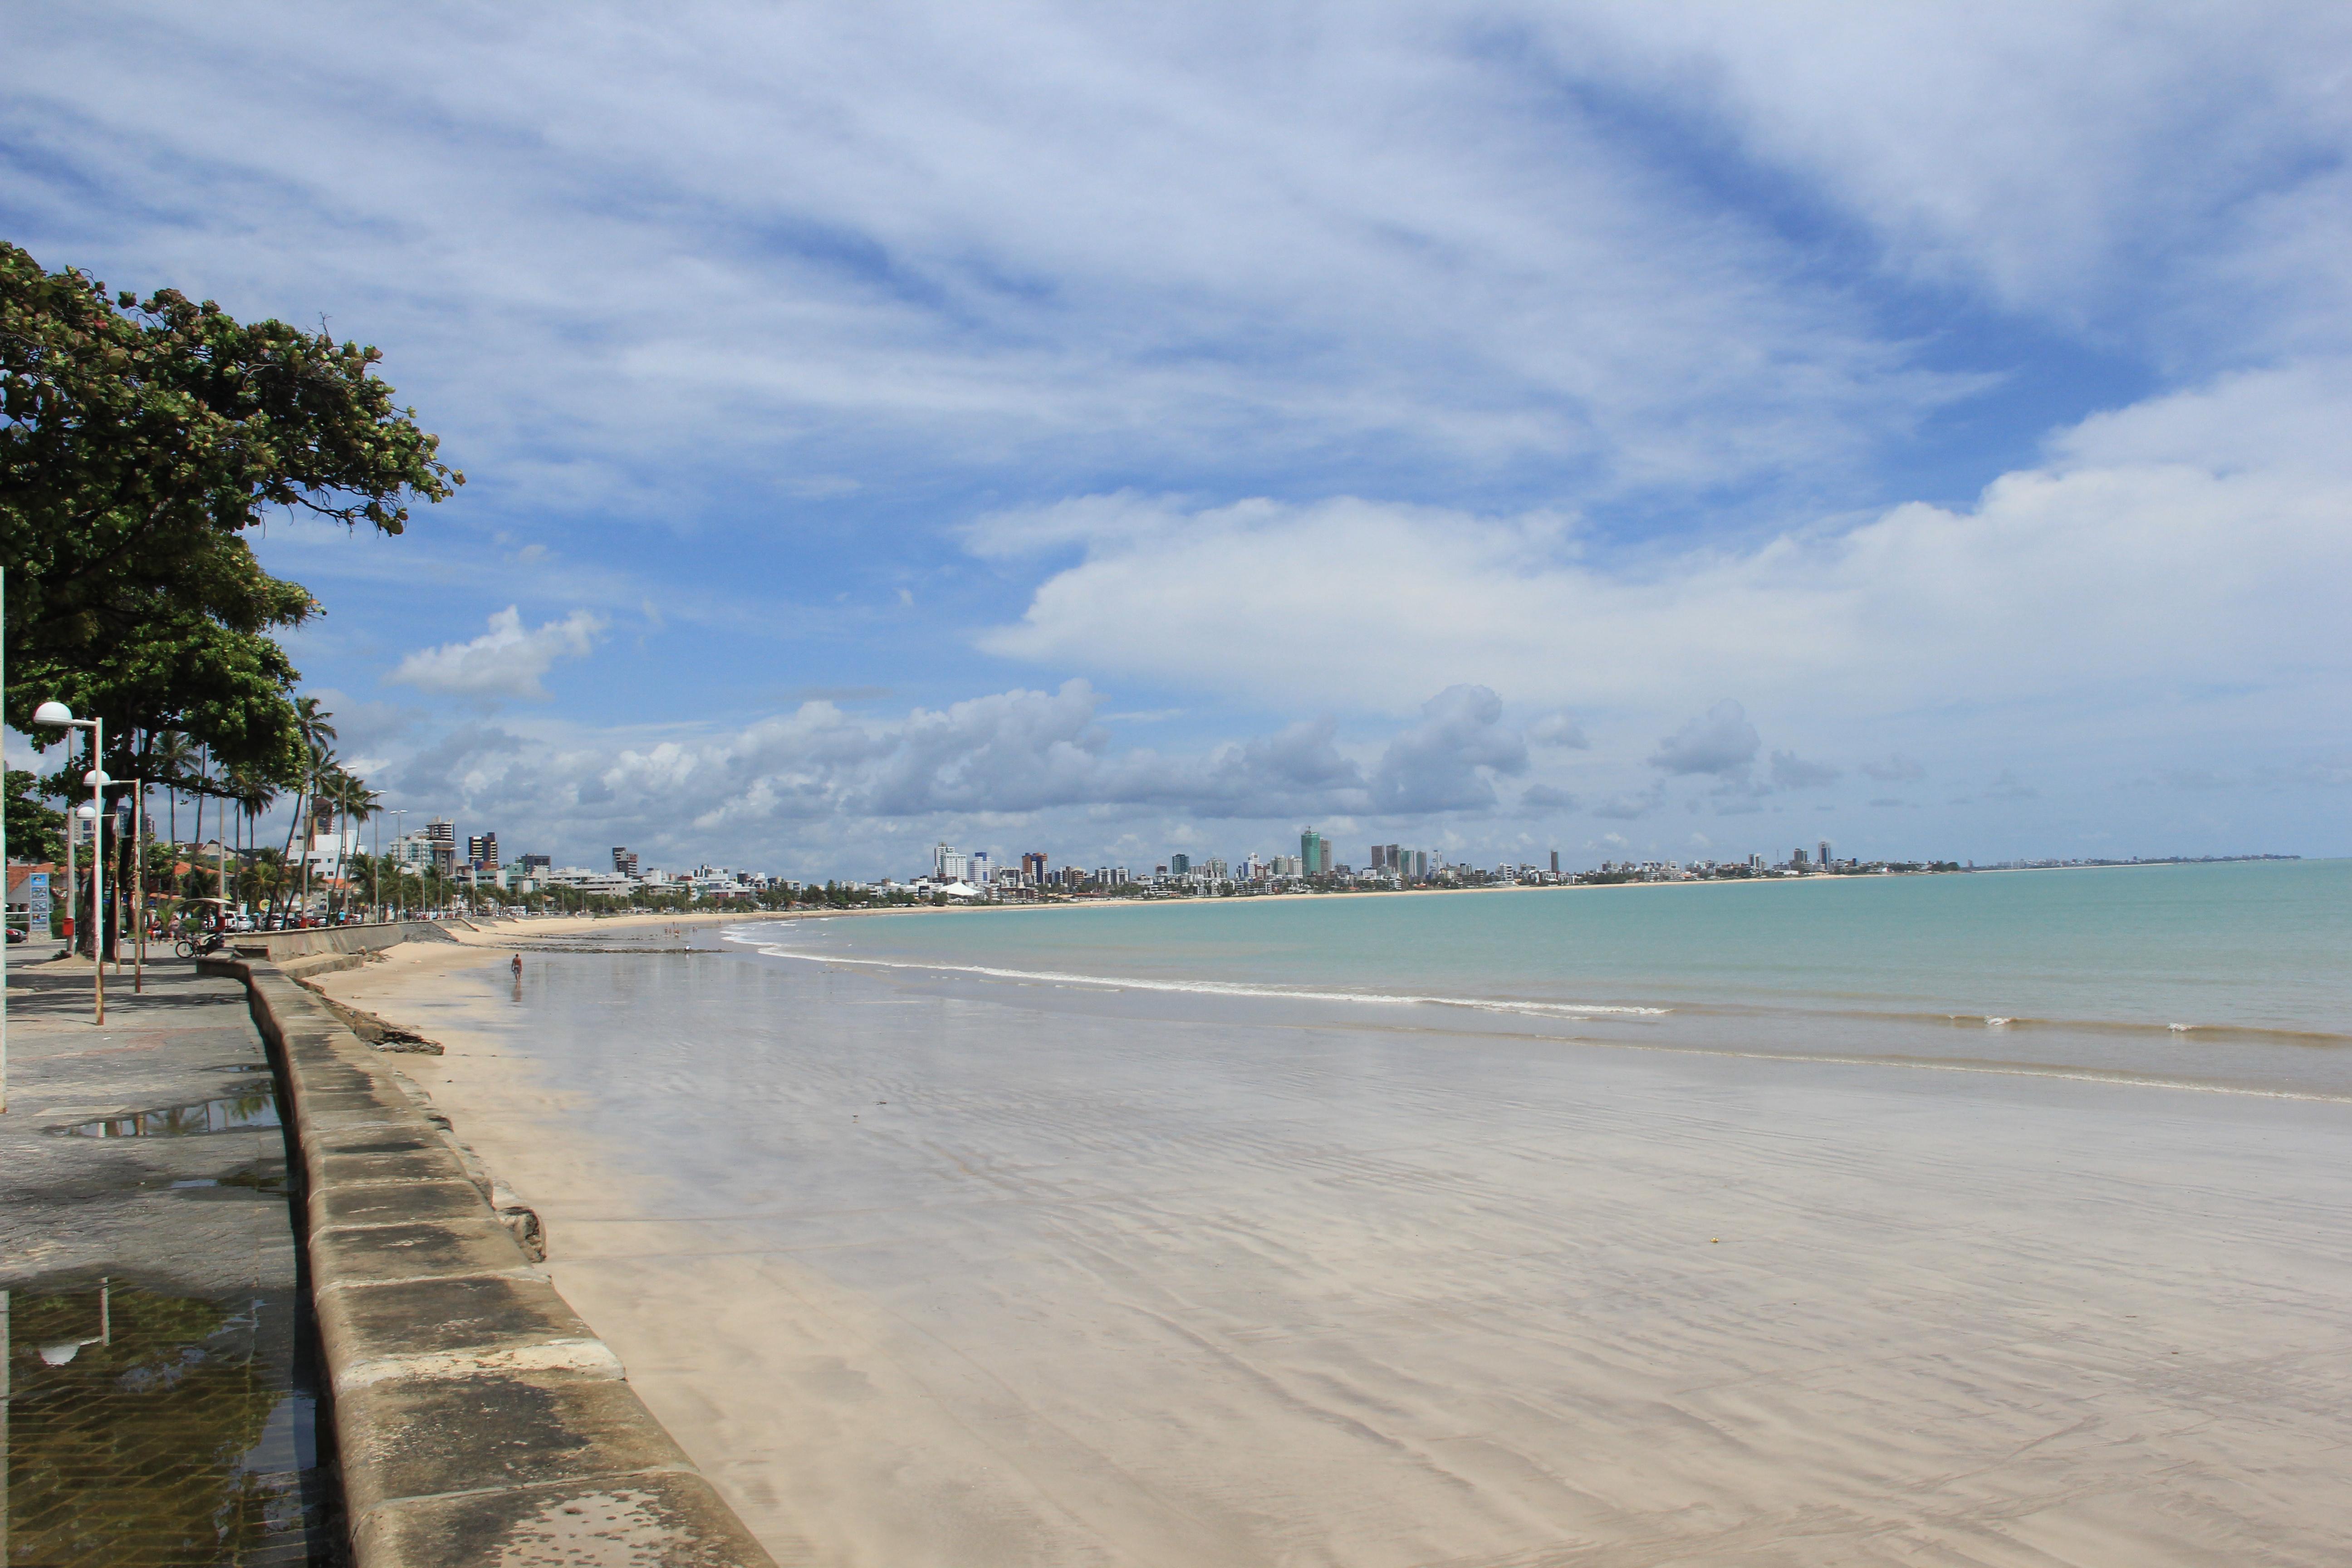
[317,920,2352,1567]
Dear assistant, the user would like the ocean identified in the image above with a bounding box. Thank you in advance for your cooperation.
[338,858,2352,1562]
[731,859,2352,1098]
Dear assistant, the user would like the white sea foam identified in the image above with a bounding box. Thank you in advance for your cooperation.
[720,926,1670,1018]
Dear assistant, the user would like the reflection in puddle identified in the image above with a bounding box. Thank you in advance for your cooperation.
[159,1166,289,1197]
[50,1093,281,1139]
[3,1280,333,1565]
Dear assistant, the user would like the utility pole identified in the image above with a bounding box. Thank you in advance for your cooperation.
[3,563,8,1112]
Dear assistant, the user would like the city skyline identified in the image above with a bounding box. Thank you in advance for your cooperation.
[5,6,2346,875]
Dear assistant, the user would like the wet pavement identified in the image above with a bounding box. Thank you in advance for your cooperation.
[2,946,339,1567]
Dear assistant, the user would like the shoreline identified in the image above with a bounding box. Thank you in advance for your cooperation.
[387,855,2332,951]
[312,926,2352,1565]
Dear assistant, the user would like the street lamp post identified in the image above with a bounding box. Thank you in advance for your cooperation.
[388,809,408,923]
[110,779,147,993]
[33,705,106,1024]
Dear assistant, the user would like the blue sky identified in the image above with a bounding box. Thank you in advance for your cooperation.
[6,2,2349,877]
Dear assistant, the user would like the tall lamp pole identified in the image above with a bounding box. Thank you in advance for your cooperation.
[389,809,408,923]
[115,779,146,993]
[34,704,105,1024]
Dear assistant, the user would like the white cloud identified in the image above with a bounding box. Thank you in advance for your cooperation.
[0,1,2112,509]
[1367,686,1529,813]
[379,679,1569,874]
[1527,712,1592,749]
[1557,3,2352,357]
[1861,754,1926,783]
[1768,750,1841,789]
[1591,786,1666,821]
[389,607,605,700]
[1651,701,1761,777]
[973,366,2352,727]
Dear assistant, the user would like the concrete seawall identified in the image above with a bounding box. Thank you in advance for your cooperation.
[209,953,778,1567]
[230,920,461,963]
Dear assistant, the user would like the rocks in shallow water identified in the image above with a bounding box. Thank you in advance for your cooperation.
[294,981,445,1054]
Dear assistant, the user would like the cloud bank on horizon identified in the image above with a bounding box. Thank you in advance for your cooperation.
[4,2,2347,875]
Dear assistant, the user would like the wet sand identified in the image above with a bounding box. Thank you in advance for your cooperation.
[318,926,2352,1566]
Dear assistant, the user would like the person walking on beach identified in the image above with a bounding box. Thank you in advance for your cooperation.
[510,954,523,977]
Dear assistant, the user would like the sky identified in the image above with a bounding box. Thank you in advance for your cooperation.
[5,1,2349,878]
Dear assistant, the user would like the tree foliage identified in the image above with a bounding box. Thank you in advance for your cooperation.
[0,241,459,780]
[5,766,61,862]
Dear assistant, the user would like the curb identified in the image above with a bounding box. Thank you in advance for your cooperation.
[209,955,779,1568]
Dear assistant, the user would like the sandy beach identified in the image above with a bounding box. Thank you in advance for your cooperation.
[315,915,2352,1566]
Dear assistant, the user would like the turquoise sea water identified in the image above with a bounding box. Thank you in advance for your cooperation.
[734,860,2352,1096]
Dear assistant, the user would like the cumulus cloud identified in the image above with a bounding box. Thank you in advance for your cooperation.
[1527,712,1592,749]
[1862,754,1927,782]
[1651,701,1762,777]
[972,368,2352,725]
[389,608,604,700]
[368,681,1566,872]
[1769,750,1842,789]
[1366,686,1528,814]
[1591,786,1666,821]
[1520,784,1579,813]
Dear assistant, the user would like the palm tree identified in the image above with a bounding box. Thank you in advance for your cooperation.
[317,769,377,918]
[147,731,198,863]
[240,850,287,913]
[347,779,381,917]
[273,697,337,927]
[226,767,277,922]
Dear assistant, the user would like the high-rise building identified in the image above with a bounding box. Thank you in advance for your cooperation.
[1022,851,1049,883]
[1793,847,1810,867]
[468,833,500,870]
[1412,850,1428,878]
[520,853,551,872]
[1819,839,1833,868]
[1170,853,1191,876]
[1300,828,1326,876]
[427,819,456,873]
[1549,849,1560,875]
[612,846,640,876]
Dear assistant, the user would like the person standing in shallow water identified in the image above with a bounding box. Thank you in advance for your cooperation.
[510,954,522,976]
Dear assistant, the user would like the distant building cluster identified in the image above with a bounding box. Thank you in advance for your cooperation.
[897,831,1973,902]
[372,824,796,903]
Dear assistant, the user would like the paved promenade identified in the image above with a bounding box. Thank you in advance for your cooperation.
[1,944,339,1567]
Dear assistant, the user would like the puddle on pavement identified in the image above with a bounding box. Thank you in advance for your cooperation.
[50,1092,282,1139]
[3,1279,335,1566]
[162,1166,289,1197]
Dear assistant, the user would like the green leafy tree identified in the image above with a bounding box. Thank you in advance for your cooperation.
[1,241,458,781]
[5,765,62,862]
